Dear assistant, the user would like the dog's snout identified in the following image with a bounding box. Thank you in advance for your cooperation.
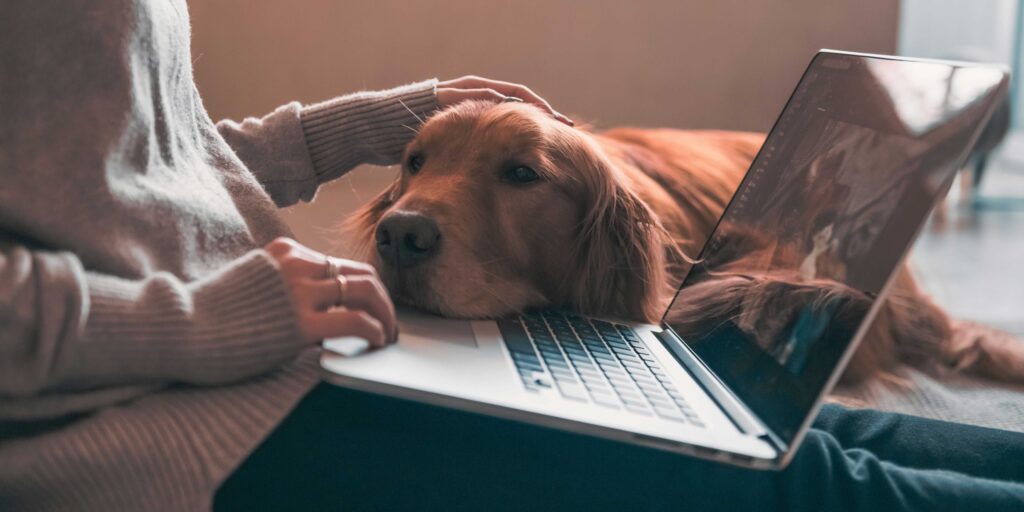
[376,211,441,268]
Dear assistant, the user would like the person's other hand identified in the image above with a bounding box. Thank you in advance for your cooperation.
[437,76,573,126]
[265,237,398,347]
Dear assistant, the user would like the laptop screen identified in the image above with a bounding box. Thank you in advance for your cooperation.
[662,52,1007,444]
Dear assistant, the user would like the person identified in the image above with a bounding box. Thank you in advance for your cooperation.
[0,1,568,509]
[2,2,1023,511]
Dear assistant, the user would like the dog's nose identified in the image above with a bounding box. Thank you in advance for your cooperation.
[375,211,442,268]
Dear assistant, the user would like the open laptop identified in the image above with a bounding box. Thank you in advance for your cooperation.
[322,51,1008,470]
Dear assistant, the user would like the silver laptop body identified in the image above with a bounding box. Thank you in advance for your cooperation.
[322,51,1009,470]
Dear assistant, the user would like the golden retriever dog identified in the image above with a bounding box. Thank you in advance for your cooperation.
[347,100,1024,385]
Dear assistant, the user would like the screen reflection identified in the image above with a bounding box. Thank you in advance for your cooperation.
[664,54,1007,442]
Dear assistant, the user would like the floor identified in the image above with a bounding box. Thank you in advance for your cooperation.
[911,132,1024,336]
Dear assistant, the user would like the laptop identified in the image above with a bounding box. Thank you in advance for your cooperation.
[321,51,1008,470]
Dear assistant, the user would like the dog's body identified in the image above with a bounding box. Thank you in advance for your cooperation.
[350,101,1024,385]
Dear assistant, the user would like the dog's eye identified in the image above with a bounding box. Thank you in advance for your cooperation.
[505,166,540,184]
[407,153,425,174]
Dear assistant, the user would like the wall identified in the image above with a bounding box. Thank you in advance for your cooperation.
[898,0,1021,127]
[899,0,1016,64]
[188,0,898,253]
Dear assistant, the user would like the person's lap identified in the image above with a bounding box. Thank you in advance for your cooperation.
[215,383,1024,512]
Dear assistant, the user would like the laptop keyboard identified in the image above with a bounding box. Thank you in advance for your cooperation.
[498,311,704,427]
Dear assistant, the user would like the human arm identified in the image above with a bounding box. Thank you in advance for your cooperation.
[0,241,302,403]
[216,77,571,208]
[0,237,394,410]
[216,80,439,208]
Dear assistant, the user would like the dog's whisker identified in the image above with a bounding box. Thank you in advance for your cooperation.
[470,268,530,312]
[398,99,426,125]
[473,281,520,312]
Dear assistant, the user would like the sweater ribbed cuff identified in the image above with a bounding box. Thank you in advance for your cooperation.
[69,250,304,387]
[300,79,439,182]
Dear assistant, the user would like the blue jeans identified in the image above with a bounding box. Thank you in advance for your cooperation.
[216,383,1024,511]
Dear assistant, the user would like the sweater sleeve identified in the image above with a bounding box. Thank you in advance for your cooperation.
[216,80,439,208]
[0,243,304,401]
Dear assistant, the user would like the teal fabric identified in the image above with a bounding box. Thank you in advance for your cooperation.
[216,384,1024,511]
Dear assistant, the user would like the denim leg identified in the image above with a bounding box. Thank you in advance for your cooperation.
[813,404,1024,481]
[216,384,1024,512]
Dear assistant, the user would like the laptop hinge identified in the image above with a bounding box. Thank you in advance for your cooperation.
[655,329,780,448]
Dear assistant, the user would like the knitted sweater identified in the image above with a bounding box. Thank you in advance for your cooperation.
[0,1,438,509]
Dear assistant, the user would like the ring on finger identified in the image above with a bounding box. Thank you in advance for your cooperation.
[325,257,340,279]
[335,275,349,306]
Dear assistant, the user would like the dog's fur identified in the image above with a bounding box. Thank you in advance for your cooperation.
[348,101,1024,385]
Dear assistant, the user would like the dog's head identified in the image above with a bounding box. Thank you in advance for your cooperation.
[347,101,672,321]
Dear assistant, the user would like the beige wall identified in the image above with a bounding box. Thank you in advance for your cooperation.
[188,0,898,254]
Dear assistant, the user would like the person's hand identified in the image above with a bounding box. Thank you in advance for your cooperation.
[265,237,398,347]
[437,76,573,126]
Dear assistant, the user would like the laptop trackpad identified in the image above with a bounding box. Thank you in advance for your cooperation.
[397,306,479,348]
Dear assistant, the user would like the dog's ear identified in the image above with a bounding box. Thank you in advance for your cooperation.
[556,134,670,322]
[339,179,401,261]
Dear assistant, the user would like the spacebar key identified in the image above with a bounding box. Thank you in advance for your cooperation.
[497,319,535,355]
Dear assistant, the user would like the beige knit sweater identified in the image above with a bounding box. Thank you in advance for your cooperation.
[0,1,438,509]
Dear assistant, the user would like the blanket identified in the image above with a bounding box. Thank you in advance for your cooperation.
[834,321,1024,433]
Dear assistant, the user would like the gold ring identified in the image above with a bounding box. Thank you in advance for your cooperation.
[325,257,340,279]
[335,275,348,306]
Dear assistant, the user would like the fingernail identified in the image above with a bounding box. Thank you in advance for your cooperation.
[502,96,524,103]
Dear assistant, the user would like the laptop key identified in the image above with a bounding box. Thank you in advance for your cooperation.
[511,351,541,362]
[550,368,575,379]
[620,358,647,370]
[678,402,696,413]
[603,372,629,384]
[511,312,705,423]
[546,358,570,369]
[613,345,639,355]
[517,363,545,375]
[498,319,536,355]
[518,367,538,378]
[630,373,660,386]
[654,372,675,383]
[621,333,641,343]
[605,372,631,385]
[557,384,589,402]
[511,354,542,366]
[654,405,687,422]
[635,381,664,395]
[538,349,561,359]
[616,389,645,402]
[608,380,637,393]
[646,393,674,406]
[612,347,637,358]
[623,403,652,415]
